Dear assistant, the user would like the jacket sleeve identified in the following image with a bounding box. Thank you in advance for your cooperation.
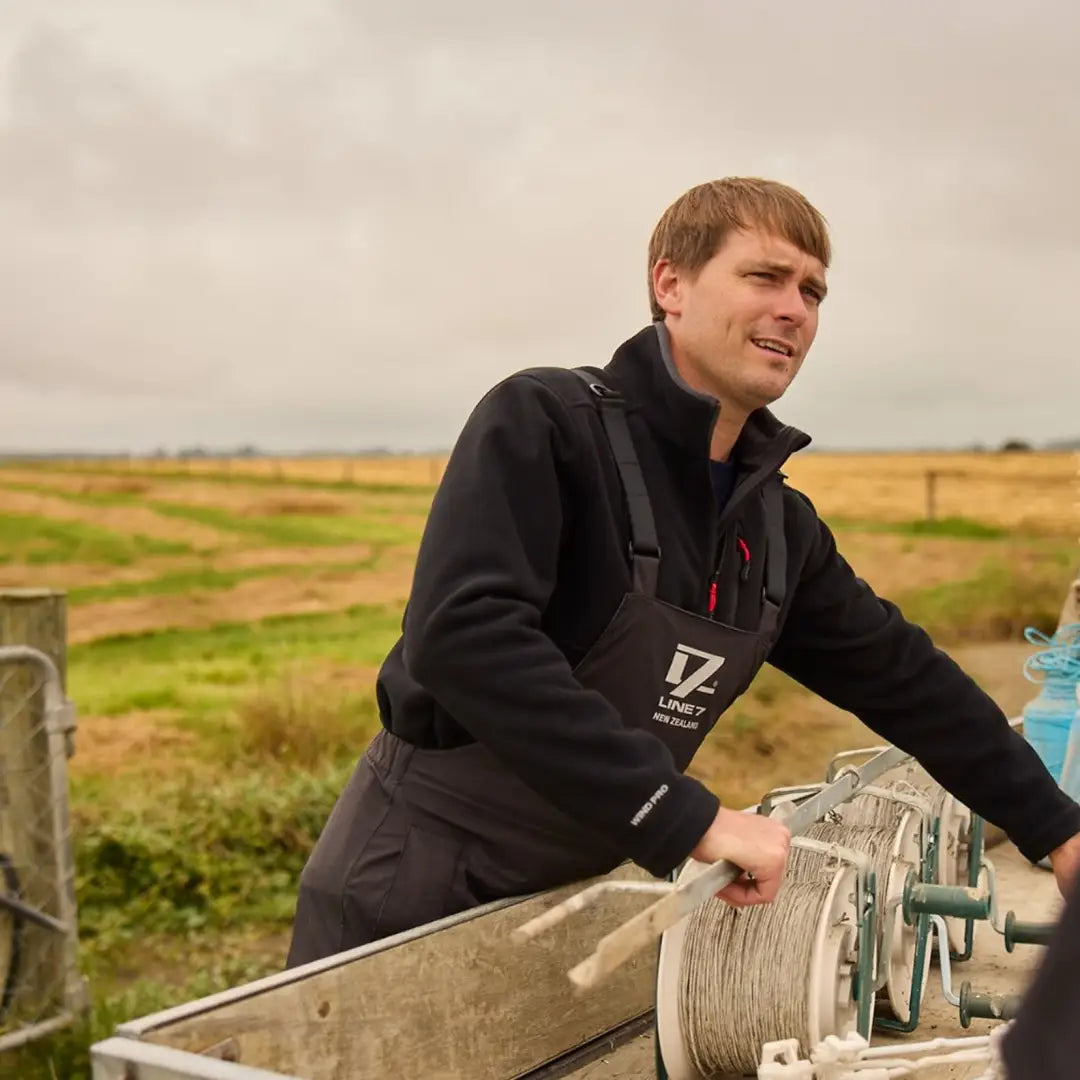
[402,373,719,877]
[768,490,1080,864]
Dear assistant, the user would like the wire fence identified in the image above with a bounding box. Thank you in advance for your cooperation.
[0,645,86,1053]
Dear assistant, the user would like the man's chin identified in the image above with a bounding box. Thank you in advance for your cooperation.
[744,377,793,412]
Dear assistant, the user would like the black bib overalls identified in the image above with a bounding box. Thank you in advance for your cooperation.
[286,370,787,966]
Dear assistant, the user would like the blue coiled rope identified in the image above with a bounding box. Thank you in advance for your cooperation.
[1021,624,1080,789]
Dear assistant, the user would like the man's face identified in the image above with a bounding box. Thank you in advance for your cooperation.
[654,228,827,412]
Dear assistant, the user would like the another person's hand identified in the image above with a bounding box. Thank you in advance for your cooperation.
[689,806,791,907]
[1049,831,1080,898]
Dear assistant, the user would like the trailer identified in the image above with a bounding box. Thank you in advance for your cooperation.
[89,785,1063,1080]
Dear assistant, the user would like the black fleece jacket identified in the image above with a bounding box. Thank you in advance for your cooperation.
[374,322,1080,878]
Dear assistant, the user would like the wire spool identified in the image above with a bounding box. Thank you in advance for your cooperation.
[656,841,860,1079]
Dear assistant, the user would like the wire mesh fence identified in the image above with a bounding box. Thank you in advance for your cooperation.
[0,644,86,1053]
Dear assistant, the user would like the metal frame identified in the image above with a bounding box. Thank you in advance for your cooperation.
[92,1038,296,1080]
[0,644,86,1054]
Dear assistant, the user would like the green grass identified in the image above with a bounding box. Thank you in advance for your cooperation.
[0,479,432,550]
[8,758,354,1080]
[67,604,404,725]
[0,513,190,566]
[74,762,357,941]
[895,551,1075,642]
[830,515,1009,540]
[66,553,381,605]
[146,501,423,547]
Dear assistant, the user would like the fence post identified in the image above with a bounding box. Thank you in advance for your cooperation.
[0,589,84,1035]
[924,470,938,522]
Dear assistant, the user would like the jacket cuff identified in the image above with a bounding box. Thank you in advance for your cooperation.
[1012,800,1080,865]
[624,777,720,878]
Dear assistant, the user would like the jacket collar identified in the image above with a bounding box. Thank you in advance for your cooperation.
[602,321,812,471]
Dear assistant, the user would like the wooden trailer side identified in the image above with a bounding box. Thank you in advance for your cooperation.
[115,863,662,1080]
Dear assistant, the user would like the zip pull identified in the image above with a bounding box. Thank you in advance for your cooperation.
[708,580,718,614]
[737,537,751,582]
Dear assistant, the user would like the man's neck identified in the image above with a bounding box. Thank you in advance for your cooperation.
[708,408,748,463]
[661,324,749,463]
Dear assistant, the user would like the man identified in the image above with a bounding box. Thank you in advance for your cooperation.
[286,177,1080,966]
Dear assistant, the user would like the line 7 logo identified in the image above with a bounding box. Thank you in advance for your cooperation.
[664,644,726,699]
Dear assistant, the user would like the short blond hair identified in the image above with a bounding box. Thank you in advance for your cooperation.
[647,177,831,319]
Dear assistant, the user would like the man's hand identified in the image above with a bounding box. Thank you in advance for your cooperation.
[1049,831,1080,898]
[689,806,791,907]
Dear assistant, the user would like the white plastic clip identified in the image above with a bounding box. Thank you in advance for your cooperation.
[757,1039,814,1079]
[810,1032,869,1064]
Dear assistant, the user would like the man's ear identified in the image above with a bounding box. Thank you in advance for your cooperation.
[651,258,683,317]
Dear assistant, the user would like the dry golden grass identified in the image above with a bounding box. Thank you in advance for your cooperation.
[4,453,1074,645]
[232,665,381,770]
[65,545,417,643]
[0,466,434,508]
[27,454,451,487]
[829,532,1040,598]
[784,450,1077,535]
[69,709,198,778]
[23,449,1074,533]
[0,542,376,590]
[0,486,230,548]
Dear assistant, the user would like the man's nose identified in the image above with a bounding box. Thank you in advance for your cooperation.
[774,284,809,327]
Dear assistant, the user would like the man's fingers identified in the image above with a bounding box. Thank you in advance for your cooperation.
[716,872,781,907]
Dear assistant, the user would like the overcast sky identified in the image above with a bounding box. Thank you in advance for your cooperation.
[1,1,1077,454]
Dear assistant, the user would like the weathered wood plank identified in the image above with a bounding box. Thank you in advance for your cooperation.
[141,862,661,1080]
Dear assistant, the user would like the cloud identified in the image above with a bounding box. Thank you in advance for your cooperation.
[0,1,1077,452]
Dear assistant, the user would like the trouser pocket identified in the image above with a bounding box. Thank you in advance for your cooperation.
[368,823,468,939]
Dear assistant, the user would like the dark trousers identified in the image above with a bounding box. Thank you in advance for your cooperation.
[286,730,618,968]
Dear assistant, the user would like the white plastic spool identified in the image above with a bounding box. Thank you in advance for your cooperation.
[873,805,928,1024]
[822,792,929,1024]
[873,763,973,957]
[655,851,860,1080]
[936,792,974,955]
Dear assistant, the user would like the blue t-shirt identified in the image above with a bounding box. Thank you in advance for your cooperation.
[709,459,737,511]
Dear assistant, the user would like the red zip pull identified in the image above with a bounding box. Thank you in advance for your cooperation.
[737,537,751,581]
[708,581,718,613]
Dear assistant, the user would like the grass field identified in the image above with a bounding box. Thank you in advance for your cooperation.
[23,446,1077,534]
[1,451,1077,1078]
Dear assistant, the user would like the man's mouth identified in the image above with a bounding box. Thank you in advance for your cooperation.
[751,337,794,358]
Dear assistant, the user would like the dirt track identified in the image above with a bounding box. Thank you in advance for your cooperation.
[567,841,1061,1079]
